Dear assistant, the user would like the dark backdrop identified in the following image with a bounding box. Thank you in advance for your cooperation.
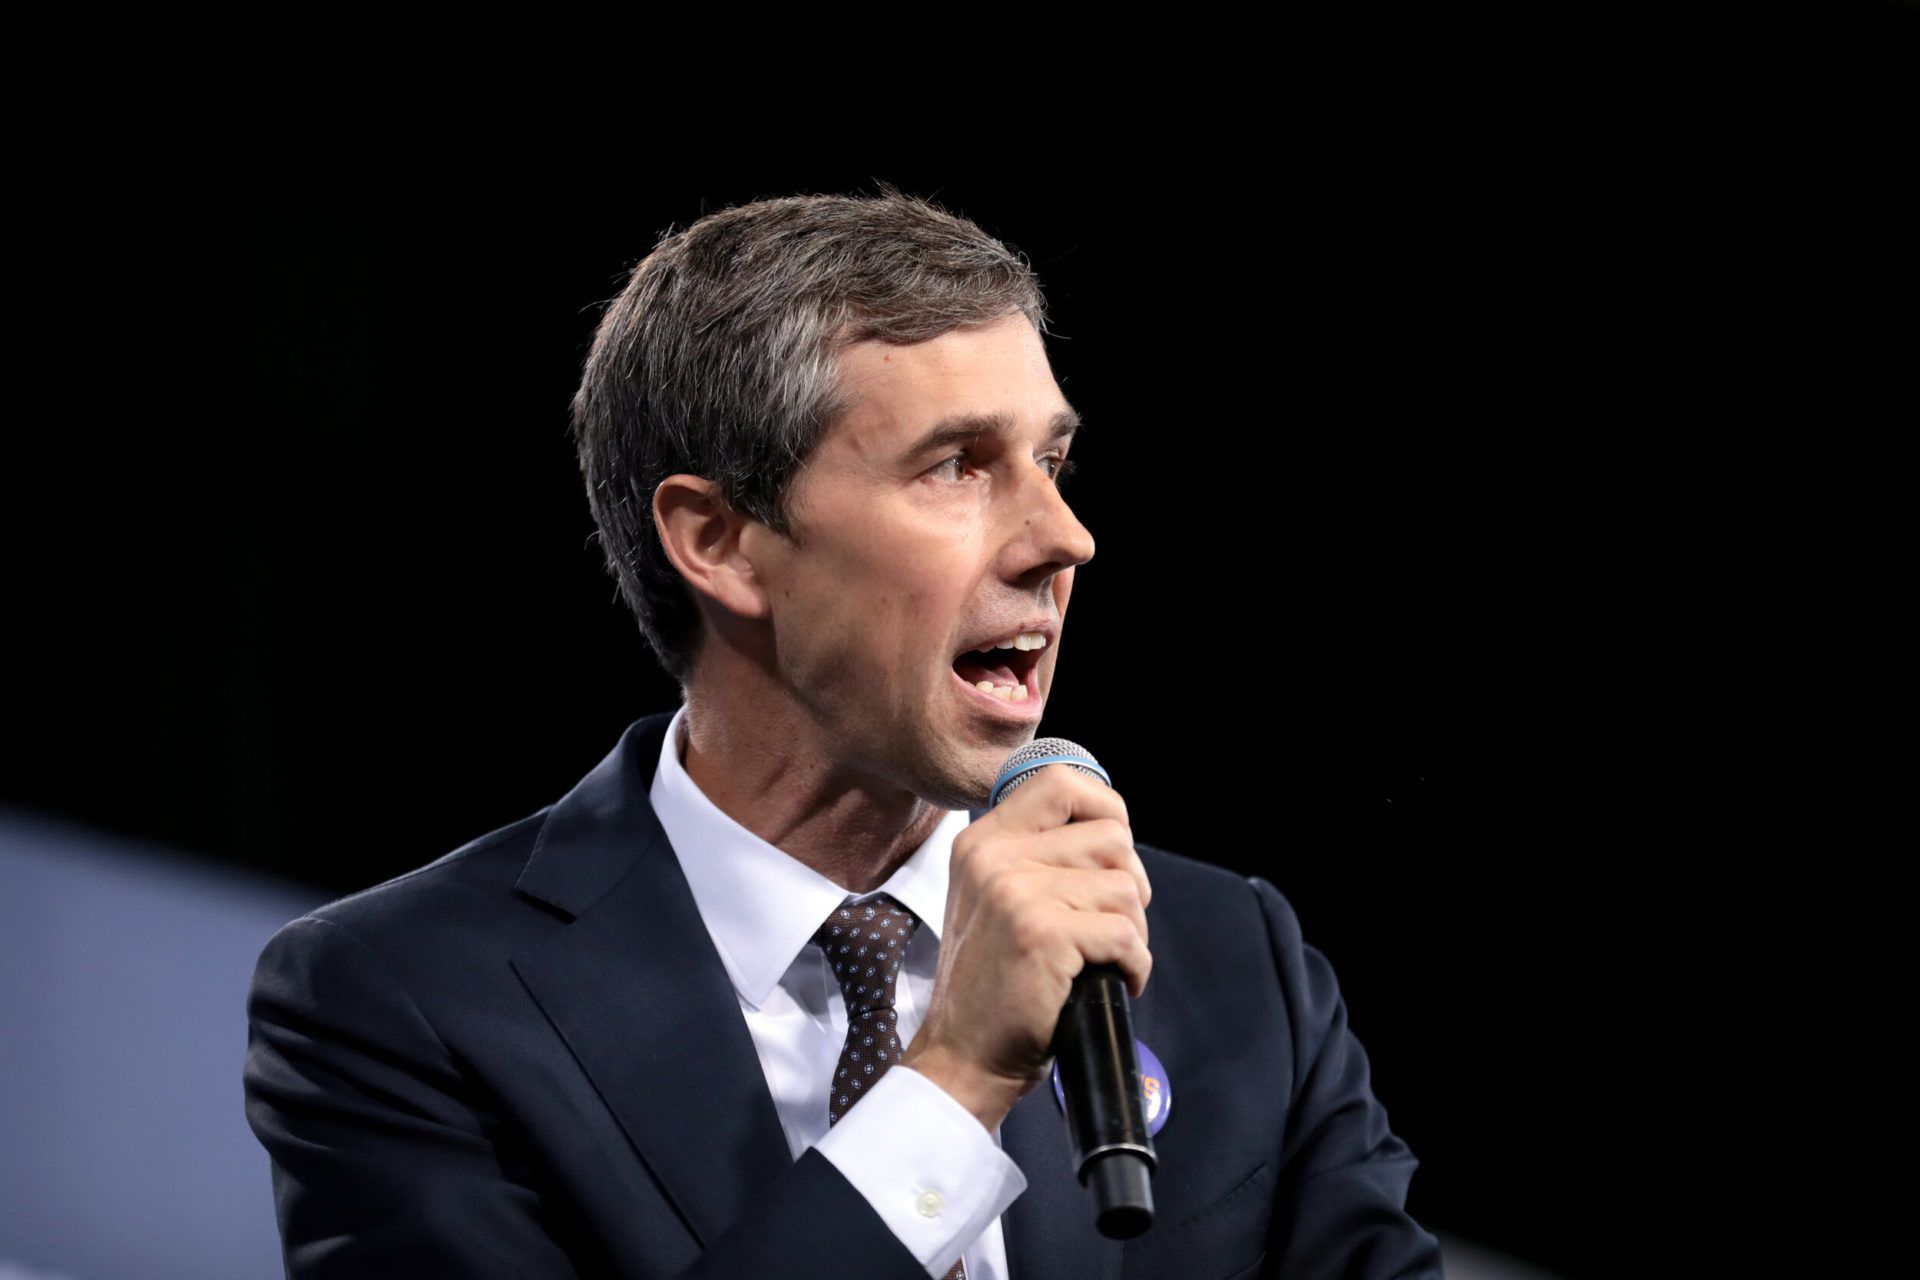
[13,6,1913,1275]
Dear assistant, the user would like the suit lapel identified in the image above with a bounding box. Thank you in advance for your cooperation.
[510,717,792,1250]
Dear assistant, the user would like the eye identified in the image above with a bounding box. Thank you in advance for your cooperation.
[929,453,969,481]
[1038,452,1074,483]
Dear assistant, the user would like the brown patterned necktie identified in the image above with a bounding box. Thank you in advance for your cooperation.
[814,896,919,1125]
[812,896,967,1280]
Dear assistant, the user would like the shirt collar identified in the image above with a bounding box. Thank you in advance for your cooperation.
[649,706,965,1010]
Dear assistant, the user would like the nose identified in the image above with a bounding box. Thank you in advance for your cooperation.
[1001,462,1095,585]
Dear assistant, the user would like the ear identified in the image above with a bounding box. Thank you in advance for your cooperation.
[653,475,772,620]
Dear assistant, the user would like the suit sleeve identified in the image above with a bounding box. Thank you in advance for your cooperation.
[245,915,927,1280]
[1254,878,1443,1280]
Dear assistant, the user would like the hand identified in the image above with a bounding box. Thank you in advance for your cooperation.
[902,764,1153,1131]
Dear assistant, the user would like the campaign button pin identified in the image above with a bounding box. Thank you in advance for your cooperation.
[1135,1040,1170,1135]
[1050,1040,1171,1137]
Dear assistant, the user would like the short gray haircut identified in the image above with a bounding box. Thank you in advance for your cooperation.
[571,191,1046,680]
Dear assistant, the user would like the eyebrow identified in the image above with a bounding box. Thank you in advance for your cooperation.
[901,408,1083,459]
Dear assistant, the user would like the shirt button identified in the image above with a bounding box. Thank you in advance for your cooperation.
[916,1189,945,1218]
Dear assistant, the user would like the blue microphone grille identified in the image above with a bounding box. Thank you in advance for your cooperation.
[991,737,1110,807]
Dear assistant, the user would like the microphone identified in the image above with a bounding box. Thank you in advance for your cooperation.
[991,738,1155,1240]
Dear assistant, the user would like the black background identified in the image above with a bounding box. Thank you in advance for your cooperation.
[12,5,1913,1275]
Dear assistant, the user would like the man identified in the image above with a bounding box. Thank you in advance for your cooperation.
[245,191,1440,1278]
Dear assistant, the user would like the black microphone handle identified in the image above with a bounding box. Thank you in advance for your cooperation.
[990,737,1156,1239]
[1052,963,1155,1239]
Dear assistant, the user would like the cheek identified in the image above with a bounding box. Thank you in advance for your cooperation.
[865,581,949,671]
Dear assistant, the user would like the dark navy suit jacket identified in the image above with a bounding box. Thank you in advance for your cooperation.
[245,716,1440,1278]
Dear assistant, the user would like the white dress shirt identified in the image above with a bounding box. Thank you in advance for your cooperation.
[650,707,1025,1279]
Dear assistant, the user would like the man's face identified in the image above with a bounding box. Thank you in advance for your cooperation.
[744,313,1093,808]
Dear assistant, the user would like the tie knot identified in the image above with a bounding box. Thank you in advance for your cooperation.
[812,894,920,1016]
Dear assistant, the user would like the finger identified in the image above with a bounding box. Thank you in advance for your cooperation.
[990,870,1150,982]
[986,819,1149,910]
[1020,865,1150,949]
[967,823,1151,913]
[1044,907,1153,998]
[993,827,1149,915]
[988,764,1131,836]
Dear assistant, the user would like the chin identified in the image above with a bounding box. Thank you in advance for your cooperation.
[906,762,994,813]
[926,731,1037,811]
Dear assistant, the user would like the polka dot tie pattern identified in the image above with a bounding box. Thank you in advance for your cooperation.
[813,895,920,1126]
[812,896,968,1280]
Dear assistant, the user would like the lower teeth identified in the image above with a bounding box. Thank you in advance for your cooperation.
[974,680,1027,702]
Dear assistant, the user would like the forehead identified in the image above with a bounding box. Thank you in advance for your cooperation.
[828,315,1072,448]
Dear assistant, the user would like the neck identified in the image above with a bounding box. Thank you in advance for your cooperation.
[679,676,947,896]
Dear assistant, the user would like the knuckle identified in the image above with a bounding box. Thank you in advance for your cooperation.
[1009,907,1052,954]
[984,873,1024,914]
[953,825,999,868]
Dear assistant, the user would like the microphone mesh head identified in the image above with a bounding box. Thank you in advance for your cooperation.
[991,737,1109,806]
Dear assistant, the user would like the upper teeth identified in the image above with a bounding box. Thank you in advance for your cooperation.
[978,632,1047,653]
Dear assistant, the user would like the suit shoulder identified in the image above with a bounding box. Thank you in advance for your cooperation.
[1136,842,1292,915]
[1133,843,1307,978]
[295,809,549,942]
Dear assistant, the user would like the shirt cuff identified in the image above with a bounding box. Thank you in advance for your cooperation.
[812,1066,1027,1278]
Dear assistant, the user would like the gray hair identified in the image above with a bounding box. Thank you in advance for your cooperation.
[570,191,1046,680]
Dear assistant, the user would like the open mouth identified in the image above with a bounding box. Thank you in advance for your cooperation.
[952,632,1047,703]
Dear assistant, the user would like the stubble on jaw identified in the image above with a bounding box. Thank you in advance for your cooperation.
[913,727,1033,814]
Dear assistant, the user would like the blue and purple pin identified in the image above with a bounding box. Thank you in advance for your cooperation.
[1052,1040,1171,1136]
